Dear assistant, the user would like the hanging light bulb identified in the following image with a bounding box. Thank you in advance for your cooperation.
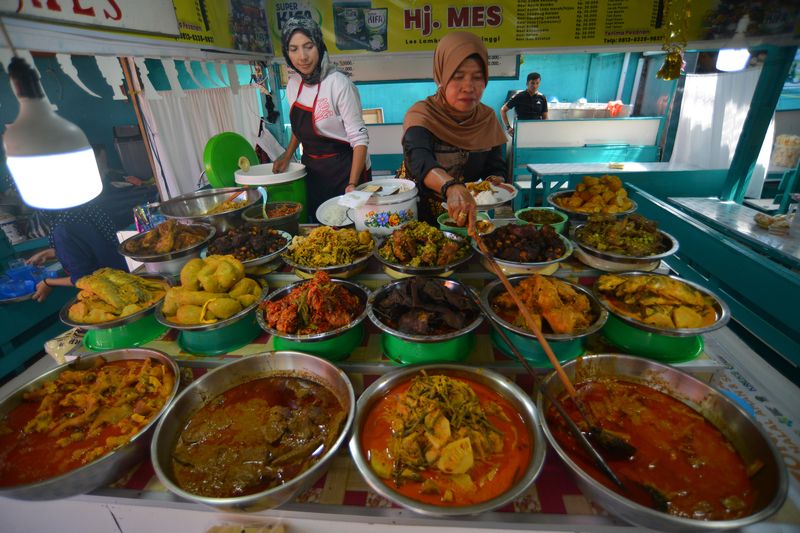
[716,15,751,72]
[4,56,103,209]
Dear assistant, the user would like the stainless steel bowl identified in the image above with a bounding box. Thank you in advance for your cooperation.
[242,201,303,235]
[208,228,292,269]
[373,231,473,276]
[480,274,607,341]
[0,348,179,500]
[150,351,355,512]
[257,279,369,341]
[571,222,679,268]
[537,354,788,531]
[547,190,638,221]
[118,223,215,277]
[472,231,573,272]
[156,187,260,233]
[154,284,267,332]
[59,274,171,330]
[349,364,546,516]
[281,237,375,278]
[592,272,731,337]
[368,277,482,343]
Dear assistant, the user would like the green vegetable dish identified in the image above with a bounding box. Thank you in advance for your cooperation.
[575,214,667,257]
[378,221,470,267]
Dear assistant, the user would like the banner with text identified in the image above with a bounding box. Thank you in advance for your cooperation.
[268,0,799,56]
[171,0,271,53]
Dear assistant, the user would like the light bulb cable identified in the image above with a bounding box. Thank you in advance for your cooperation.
[0,17,44,99]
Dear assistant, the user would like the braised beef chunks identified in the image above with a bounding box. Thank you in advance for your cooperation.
[376,277,477,335]
[484,224,565,262]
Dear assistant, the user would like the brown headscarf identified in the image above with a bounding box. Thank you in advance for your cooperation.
[403,32,506,151]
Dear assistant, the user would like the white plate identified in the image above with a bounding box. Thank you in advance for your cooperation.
[316,196,353,227]
[442,182,518,210]
[234,162,306,185]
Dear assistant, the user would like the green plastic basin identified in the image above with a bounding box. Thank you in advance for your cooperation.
[601,313,704,363]
[83,313,167,351]
[273,322,364,362]
[177,311,261,356]
[489,327,583,367]
[381,332,474,365]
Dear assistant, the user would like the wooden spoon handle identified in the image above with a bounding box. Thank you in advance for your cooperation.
[471,231,577,398]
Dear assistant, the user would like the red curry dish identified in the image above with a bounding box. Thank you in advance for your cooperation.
[0,357,174,487]
[546,379,755,520]
[171,374,346,498]
[361,373,531,506]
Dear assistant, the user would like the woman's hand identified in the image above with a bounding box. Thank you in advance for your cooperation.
[272,152,290,174]
[345,183,357,193]
[26,248,56,266]
[32,280,53,303]
[446,183,477,229]
[486,175,515,193]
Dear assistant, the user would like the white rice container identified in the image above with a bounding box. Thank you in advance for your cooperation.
[347,178,418,236]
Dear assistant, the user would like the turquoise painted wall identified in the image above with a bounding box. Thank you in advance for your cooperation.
[278,52,638,127]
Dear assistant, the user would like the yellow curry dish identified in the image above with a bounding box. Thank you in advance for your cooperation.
[283,226,373,268]
[67,269,170,324]
[551,175,633,214]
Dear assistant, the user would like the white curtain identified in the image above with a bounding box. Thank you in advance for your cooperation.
[139,86,262,198]
[671,68,773,197]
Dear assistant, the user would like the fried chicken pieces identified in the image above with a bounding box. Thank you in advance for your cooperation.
[491,274,595,334]
[124,219,207,255]
[161,255,262,325]
[68,268,169,324]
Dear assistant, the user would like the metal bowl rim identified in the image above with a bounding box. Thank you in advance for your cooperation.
[367,277,484,343]
[242,201,303,223]
[206,228,292,268]
[0,348,179,495]
[373,231,474,275]
[158,187,260,218]
[472,231,574,268]
[150,350,356,508]
[281,234,376,273]
[546,189,638,218]
[571,222,680,263]
[59,274,171,330]
[154,284,267,331]
[257,278,370,341]
[592,271,731,336]
[118,223,216,262]
[537,353,789,530]
[514,206,569,225]
[348,364,546,516]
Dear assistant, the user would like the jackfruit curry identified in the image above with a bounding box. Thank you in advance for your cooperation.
[595,274,718,330]
[547,379,755,520]
[0,357,174,486]
[123,219,208,256]
[574,214,667,257]
[378,221,470,268]
[361,373,532,506]
[68,269,170,324]
[162,255,262,325]
[262,271,362,335]
[491,275,597,334]
[171,373,346,498]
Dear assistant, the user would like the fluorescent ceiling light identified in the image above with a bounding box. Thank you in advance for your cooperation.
[716,49,750,72]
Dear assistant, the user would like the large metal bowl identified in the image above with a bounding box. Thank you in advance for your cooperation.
[118,223,215,277]
[349,364,546,516]
[150,351,355,512]
[592,272,730,337]
[480,274,607,341]
[156,187,260,233]
[258,278,369,342]
[368,277,482,343]
[537,354,788,531]
[207,228,292,269]
[373,231,473,276]
[0,348,179,500]
[571,222,679,272]
[547,190,638,221]
[282,236,375,279]
[472,230,573,276]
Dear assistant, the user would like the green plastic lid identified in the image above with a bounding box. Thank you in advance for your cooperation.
[203,132,258,188]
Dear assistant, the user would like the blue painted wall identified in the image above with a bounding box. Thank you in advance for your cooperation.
[278,52,640,127]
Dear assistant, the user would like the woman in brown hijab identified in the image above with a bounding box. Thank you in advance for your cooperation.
[402,31,509,227]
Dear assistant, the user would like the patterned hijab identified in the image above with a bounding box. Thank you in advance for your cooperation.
[281,17,337,85]
[403,32,506,151]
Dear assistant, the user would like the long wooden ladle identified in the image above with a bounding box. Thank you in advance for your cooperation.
[470,227,635,459]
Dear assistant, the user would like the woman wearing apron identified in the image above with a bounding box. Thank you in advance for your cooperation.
[272,18,371,222]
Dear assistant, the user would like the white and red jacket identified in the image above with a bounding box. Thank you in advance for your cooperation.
[286,71,371,169]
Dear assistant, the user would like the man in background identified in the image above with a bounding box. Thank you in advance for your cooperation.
[500,72,548,135]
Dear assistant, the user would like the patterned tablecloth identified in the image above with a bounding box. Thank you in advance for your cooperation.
[56,253,800,527]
